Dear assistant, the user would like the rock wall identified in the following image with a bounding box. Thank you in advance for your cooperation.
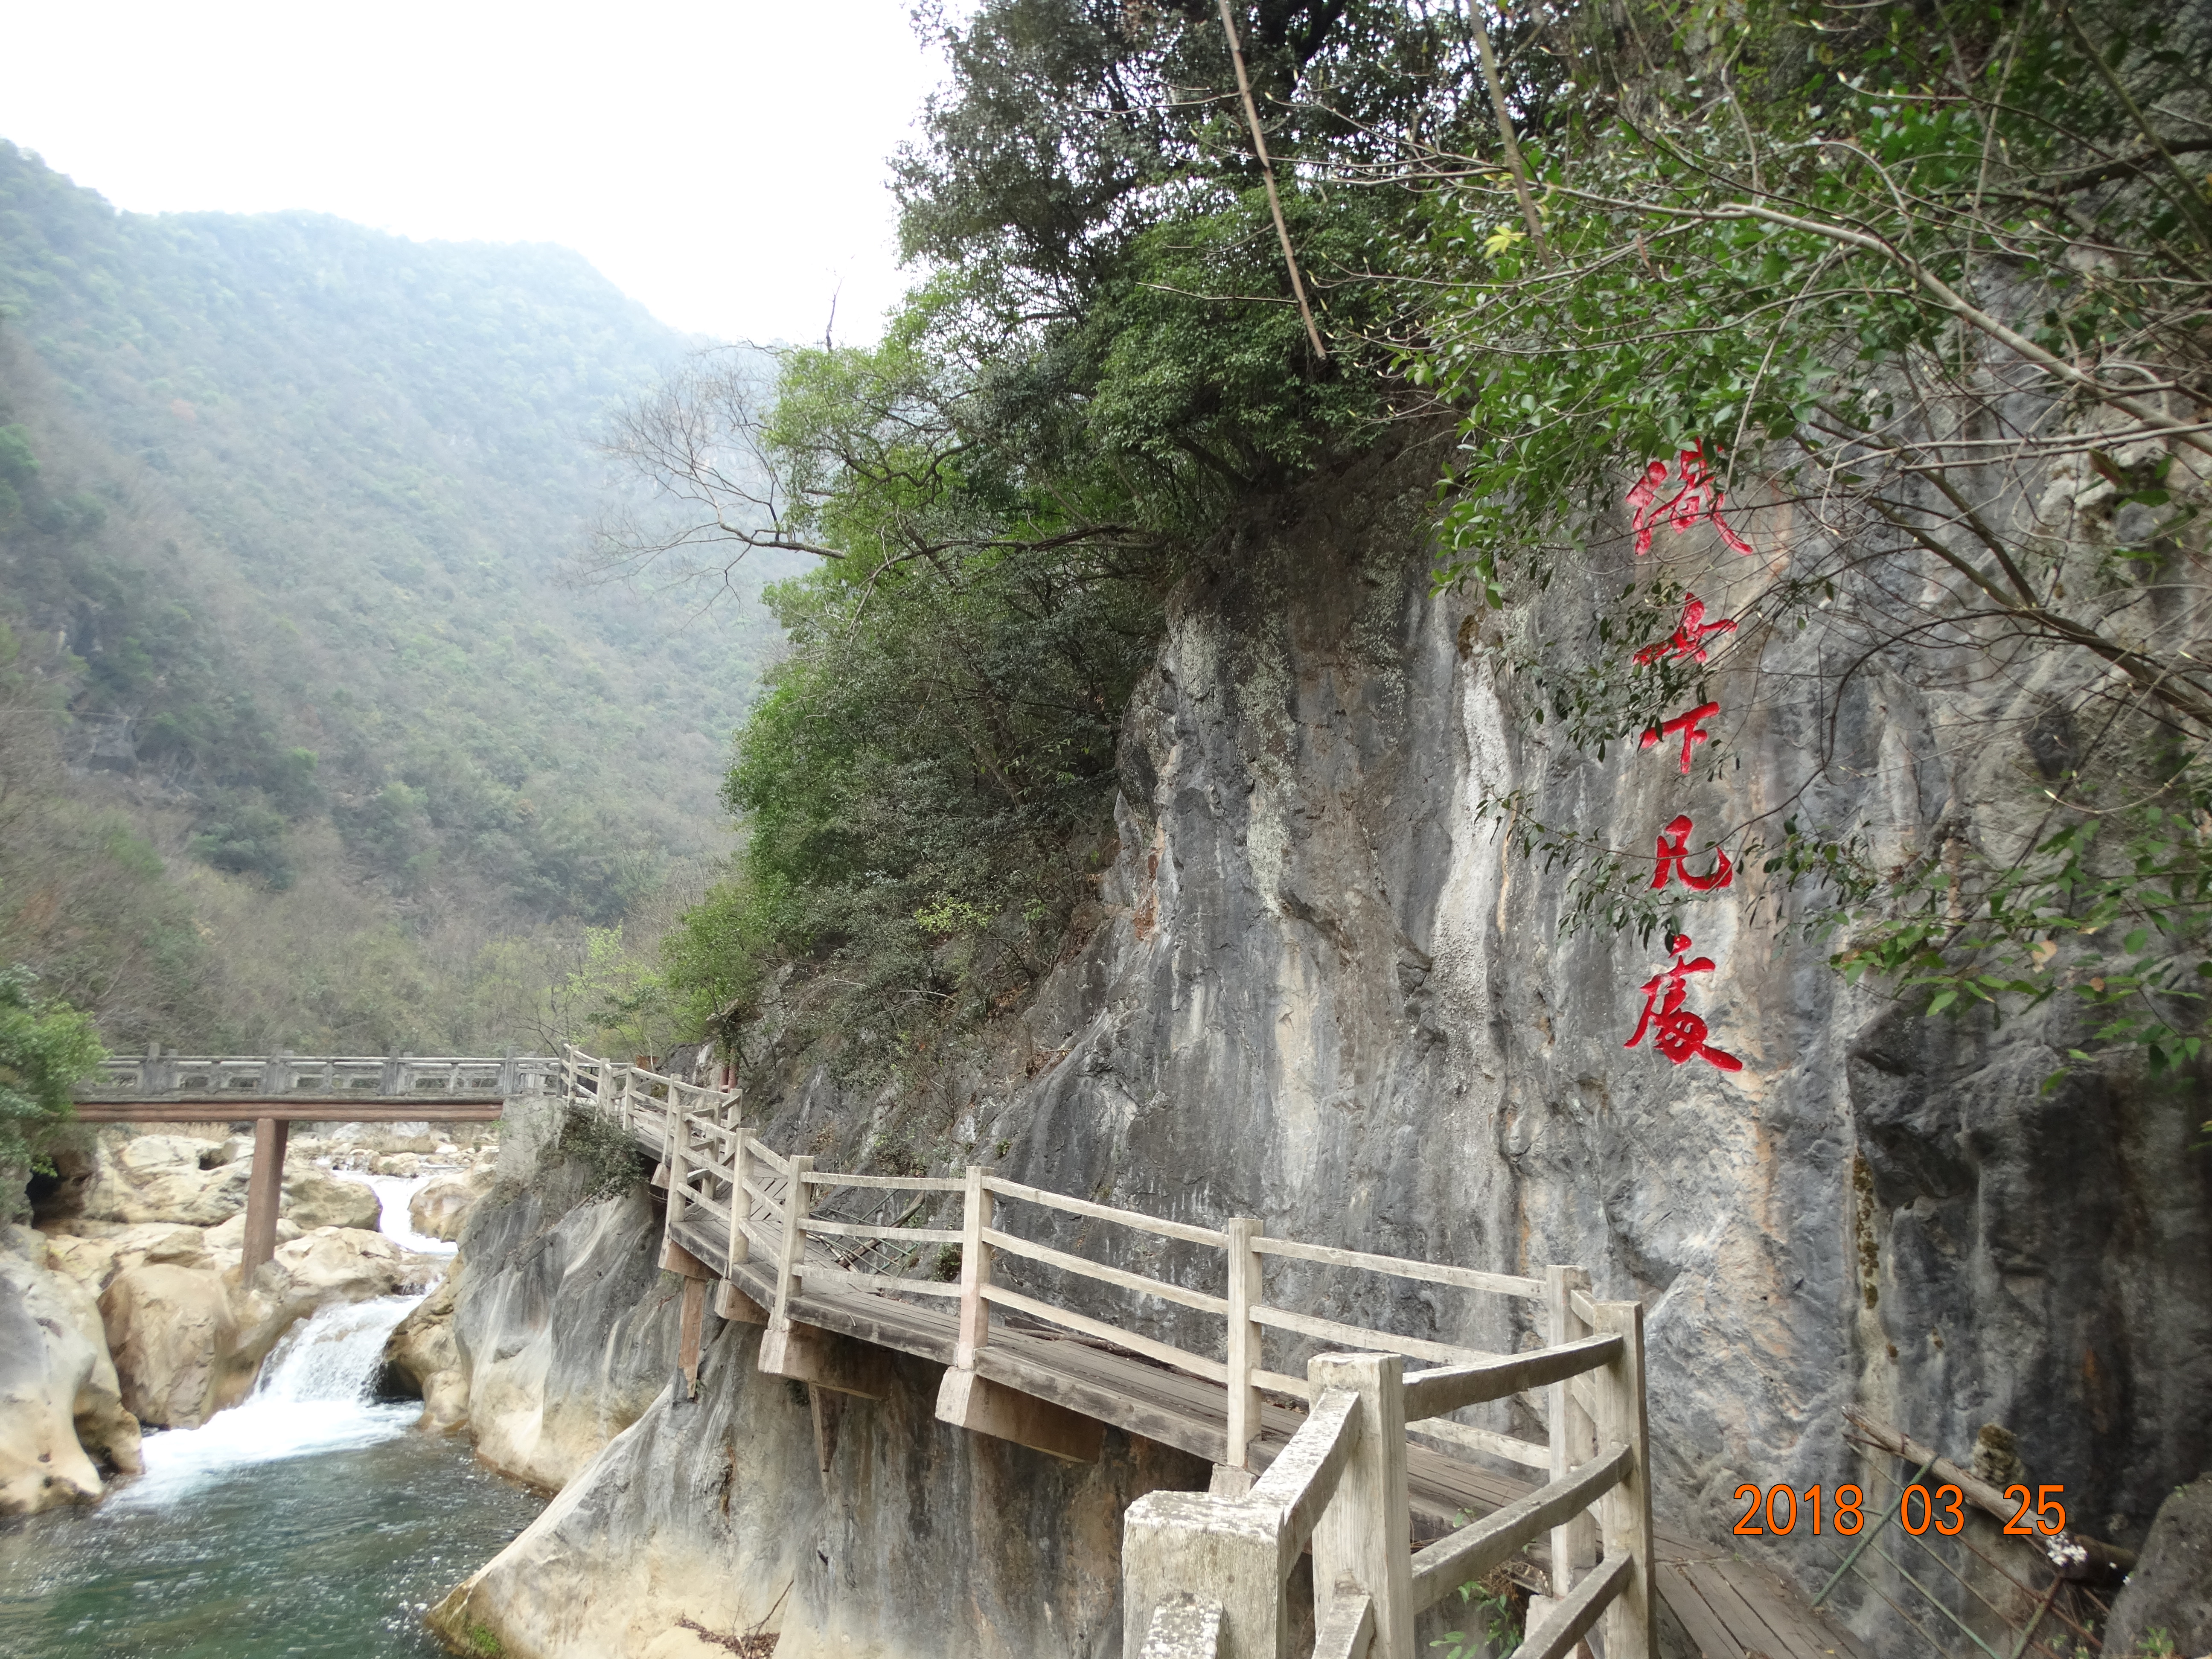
[426,445,2210,1654]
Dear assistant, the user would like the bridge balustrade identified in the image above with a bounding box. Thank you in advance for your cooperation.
[91,1052,559,1099]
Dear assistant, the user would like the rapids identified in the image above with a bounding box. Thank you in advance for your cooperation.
[0,1190,538,1657]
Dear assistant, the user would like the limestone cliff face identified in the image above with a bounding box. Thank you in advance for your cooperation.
[437,447,2209,1653]
[444,1146,690,1493]
[969,447,2205,1601]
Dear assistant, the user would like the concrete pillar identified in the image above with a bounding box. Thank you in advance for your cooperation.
[242,1116,290,1275]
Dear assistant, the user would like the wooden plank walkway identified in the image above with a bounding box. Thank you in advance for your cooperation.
[657,1158,1869,1659]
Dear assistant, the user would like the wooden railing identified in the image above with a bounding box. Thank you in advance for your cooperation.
[1121,1309,1653,1659]
[556,1046,1651,1656]
[88,1051,559,1097]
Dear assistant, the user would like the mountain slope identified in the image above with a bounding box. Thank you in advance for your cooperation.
[0,140,783,1049]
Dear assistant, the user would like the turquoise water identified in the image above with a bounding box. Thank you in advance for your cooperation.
[0,1298,542,1658]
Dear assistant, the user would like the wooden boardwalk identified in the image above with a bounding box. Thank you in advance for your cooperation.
[583,1047,1868,1659]
[689,1209,1866,1658]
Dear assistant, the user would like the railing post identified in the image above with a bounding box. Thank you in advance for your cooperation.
[1545,1263,1598,1647]
[1123,1494,1281,1659]
[955,1164,992,1368]
[1308,1350,1412,1659]
[728,1131,752,1266]
[770,1154,815,1332]
[663,1086,688,1231]
[1591,1298,1656,1659]
[1221,1216,1263,1481]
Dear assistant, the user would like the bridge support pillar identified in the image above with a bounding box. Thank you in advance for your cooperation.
[713,1279,768,1325]
[242,1116,289,1277]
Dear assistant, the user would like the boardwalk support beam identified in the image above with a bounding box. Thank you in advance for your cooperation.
[936,1365,1103,1463]
[760,1319,891,1400]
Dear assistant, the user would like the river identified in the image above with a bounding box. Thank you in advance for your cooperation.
[0,1171,543,1658]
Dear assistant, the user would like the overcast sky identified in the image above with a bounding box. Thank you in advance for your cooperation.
[0,0,951,345]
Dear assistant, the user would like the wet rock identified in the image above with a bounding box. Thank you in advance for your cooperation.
[257,1226,432,1302]
[100,1227,435,1428]
[2104,1474,2212,1659]
[384,1260,466,1432]
[410,1170,492,1242]
[0,1227,140,1513]
[376,1153,425,1177]
[98,1263,245,1428]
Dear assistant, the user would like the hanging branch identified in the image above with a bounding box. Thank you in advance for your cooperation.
[1467,1,1549,262]
[1214,0,1329,361]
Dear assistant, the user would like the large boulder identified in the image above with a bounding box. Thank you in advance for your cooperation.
[410,1170,492,1242]
[384,1263,468,1431]
[98,1227,435,1429]
[80,1136,251,1227]
[202,1209,303,1269]
[98,1263,248,1428]
[259,1226,426,1303]
[282,1170,380,1231]
[0,1229,141,1514]
[2104,1474,2212,1659]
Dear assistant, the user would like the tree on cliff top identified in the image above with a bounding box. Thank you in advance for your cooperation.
[600,0,1491,1074]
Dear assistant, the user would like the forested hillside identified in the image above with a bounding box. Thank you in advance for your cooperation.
[0,140,787,1054]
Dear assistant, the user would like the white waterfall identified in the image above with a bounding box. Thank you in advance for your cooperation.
[119,1294,425,1504]
[352,1171,461,1256]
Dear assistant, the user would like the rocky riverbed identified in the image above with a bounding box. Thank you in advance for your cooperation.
[2,1121,500,1510]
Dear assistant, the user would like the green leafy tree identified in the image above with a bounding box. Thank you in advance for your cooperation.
[0,966,103,1178]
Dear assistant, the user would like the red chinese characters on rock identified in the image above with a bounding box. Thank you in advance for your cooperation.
[1651,815,1733,891]
[1633,594,1737,667]
[1641,701,1720,775]
[1625,933,1743,1072]
[1626,445,1754,557]
[1612,469,1749,1077]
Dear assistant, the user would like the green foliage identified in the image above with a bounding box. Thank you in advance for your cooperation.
[1429,1560,1526,1656]
[552,1103,650,1205]
[0,966,102,1177]
[665,526,1155,1077]
[1837,813,2212,1084]
[628,1,1511,1077]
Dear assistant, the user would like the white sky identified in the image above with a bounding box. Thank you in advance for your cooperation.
[0,0,952,345]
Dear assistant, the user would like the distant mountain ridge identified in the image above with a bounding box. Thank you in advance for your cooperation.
[0,139,780,1050]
